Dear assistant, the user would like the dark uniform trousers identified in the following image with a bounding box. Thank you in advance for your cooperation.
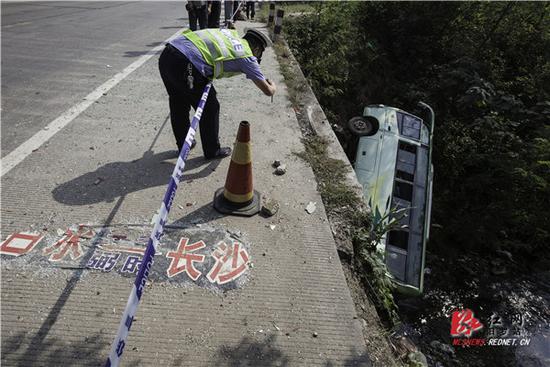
[158,44,220,158]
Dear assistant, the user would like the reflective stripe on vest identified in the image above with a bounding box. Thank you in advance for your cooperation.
[182,29,253,80]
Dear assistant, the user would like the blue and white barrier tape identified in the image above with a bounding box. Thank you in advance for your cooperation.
[105,82,212,367]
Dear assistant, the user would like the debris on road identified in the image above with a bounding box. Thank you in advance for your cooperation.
[305,202,316,214]
[261,199,280,217]
[228,230,243,239]
[274,164,287,175]
[272,160,282,168]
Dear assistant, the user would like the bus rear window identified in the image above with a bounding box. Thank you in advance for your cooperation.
[397,112,421,140]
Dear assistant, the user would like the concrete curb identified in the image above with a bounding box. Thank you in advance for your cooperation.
[275,38,366,206]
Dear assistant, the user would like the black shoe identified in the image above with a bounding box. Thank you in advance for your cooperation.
[206,147,232,160]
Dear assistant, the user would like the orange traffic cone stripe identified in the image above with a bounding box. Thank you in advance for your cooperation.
[223,121,254,204]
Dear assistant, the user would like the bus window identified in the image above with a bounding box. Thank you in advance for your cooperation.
[397,112,421,140]
[388,230,409,250]
[394,181,413,202]
[396,142,417,181]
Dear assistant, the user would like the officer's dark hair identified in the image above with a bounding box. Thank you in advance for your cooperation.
[243,34,265,54]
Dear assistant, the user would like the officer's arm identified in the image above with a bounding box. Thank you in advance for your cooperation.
[253,79,276,96]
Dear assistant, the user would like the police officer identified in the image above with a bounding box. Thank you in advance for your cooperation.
[159,28,276,159]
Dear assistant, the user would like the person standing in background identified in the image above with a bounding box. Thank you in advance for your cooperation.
[186,1,208,31]
[207,1,221,28]
[224,0,233,26]
[245,1,255,20]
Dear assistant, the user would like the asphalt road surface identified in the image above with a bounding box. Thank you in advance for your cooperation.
[2,1,185,157]
[1,3,371,366]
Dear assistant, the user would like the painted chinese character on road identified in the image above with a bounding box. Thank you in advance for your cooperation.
[87,252,120,272]
[207,241,250,285]
[121,255,143,274]
[1,232,44,256]
[43,226,94,262]
[3,224,252,290]
[166,238,206,280]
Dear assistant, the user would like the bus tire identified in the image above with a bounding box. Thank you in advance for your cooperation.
[348,116,379,136]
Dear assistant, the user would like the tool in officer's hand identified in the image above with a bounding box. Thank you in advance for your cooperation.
[267,78,273,103]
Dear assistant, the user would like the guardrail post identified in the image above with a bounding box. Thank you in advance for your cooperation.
[267,3,275,27]
[273,9,284,42]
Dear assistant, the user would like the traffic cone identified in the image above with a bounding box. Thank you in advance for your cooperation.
[213,121,261,217]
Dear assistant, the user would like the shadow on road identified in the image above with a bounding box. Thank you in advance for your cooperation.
[122,40,177,58]
[208,334,371,367]
[52,151,221,206]
[171,200,225,227]
[124,50,157,57]
[210,334,290,367]
[324,347,372,367]
[1,331,142,366]
[146,41,165,47]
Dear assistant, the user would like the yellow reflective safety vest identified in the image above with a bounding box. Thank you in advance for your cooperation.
[182,28,254,80]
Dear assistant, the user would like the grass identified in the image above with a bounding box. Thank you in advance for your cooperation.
[257,2,316,23]
[295,137,400,326]
[274,30,400,327]
[295,136,359,212]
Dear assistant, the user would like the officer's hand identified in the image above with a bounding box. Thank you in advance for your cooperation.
[266,79,277,96]
[254,79,276,97]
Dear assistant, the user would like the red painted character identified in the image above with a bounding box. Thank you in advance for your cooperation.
[207,241,250,285]
[43,226,94,261]
[166,238,206,280]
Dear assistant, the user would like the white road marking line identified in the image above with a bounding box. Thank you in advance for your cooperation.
[1,29,183,178]
[2,21,33,29]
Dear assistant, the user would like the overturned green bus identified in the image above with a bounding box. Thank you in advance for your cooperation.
[349,102,434,295]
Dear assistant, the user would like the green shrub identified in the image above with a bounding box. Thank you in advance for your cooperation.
[285,2,550,263]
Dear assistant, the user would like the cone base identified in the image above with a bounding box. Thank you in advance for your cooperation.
[213,188,261,217]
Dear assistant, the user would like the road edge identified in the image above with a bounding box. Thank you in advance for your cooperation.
[273,36,405,367]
